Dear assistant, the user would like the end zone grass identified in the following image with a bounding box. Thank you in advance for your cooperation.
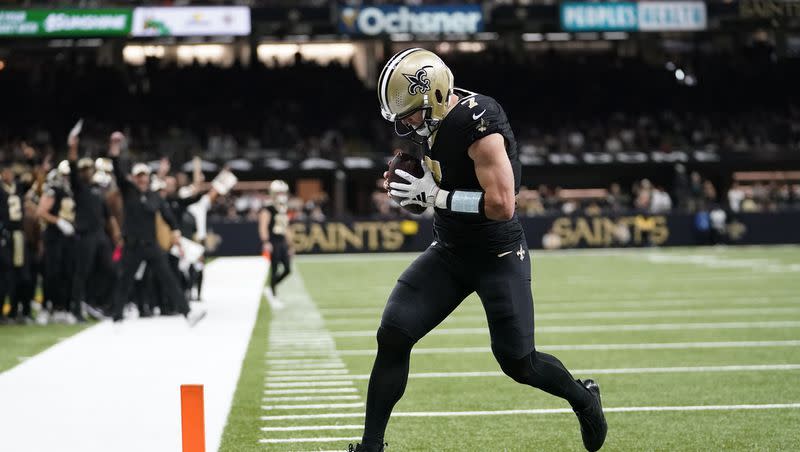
[221,246,800,451]
[220,287,273,451]
[0,322,93,373]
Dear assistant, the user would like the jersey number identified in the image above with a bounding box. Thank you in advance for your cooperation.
[273,212,289,235]
[59,198,76,223]
[8,195,22,221]
[424,156,443,185]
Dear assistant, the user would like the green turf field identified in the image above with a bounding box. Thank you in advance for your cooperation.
[0,321,93,373]
[221,246,800,451]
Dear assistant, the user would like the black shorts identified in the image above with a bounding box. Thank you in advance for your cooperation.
[381,239,535,359]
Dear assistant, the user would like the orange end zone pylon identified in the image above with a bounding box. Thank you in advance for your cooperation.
[180,384,206,452]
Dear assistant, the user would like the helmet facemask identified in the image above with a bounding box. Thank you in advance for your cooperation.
[394,105,440,145]
[378,48,454,145]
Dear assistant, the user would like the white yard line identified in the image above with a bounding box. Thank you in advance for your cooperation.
[261,402,800,421]
[0,257,268,452]
[264,388,359,395]
[643,253,800,273]
[328,321,800,338]
[266,358,348,364]
[267,369,349,376]
[262,402,364,410]
[259,436,362,444]
[333,340,800,356]
[268,362,347,369]
[263,364,800,382]
[317,294,799,315]
[263,395,361,402]
[320,307,800,324]
[263,270,365,448]
[262,425,364,432]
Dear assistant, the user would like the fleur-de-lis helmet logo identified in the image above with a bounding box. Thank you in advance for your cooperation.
[402,65,433,95]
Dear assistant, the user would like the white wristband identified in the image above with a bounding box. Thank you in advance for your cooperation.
[434,188,450,210]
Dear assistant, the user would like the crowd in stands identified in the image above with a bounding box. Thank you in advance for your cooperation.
[3,49,800,166]
[368,164,800,220]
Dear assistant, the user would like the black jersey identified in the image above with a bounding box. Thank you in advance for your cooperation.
[1,183,24,232]
[111,156,179,243]
[423,88,524,253]
[44,183,76,234]
[266,203,289,243]
[166,193,202,239]
[69,161,108,234]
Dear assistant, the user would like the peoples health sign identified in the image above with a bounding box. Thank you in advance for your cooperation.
[0,9,131,37]
[561,2,707,32]
[339,5,484,36]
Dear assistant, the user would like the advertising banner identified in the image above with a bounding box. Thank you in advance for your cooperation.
[0,9,132,37]
[339,4,484,36]
[561,2,706,32]
[207,212,800,256]
[131,6,250,37]
[532,212,800,249]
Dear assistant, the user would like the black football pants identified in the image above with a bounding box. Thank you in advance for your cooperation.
[43,231,75,312]
[72,230,116,310]
[360,240,593,450]
[270,239,291,295]
[112,241,189,320]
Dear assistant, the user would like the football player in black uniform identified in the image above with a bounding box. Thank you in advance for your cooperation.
[0,161,29,324]
[37,161,78,324]
[107,133,206,326]
[349,49,607,452]
[258,180,293,301]
[67,136,118,320]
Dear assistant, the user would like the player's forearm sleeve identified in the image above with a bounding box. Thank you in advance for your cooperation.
[435,189,484,215]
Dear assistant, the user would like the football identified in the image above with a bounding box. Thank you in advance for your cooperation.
[387,152,427,215]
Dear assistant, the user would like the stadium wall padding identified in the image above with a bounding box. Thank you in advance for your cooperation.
[206,211,800,256]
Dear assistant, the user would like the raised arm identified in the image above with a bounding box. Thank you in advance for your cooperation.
[108,132,133,194]
[67,136,84,194]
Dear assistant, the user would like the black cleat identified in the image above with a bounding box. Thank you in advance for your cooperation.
[347,443,386,452]
[574,379,608,451]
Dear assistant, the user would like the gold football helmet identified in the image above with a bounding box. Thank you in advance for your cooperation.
[378,48,454,142]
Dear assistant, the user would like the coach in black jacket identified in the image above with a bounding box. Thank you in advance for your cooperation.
[108,133,205,326]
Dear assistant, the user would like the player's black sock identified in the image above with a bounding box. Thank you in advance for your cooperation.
[496,349,593,411]
[272,266,290,288]
[362,325,416,450]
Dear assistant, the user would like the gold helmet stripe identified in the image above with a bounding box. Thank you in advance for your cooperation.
[378,47,423,119]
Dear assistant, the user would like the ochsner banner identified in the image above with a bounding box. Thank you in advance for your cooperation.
[132,7,250,37]
[339,5,484,36]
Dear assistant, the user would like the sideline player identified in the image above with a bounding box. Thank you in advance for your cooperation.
[348,48,607,452]
[258,180,293,302]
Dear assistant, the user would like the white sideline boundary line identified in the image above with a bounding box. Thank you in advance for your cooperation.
[328,321,800,337]
[259,436,361,444]
[261,403,800,421]
[263,364,800,382]
[0,257,269,452]
[331,340,800,357]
